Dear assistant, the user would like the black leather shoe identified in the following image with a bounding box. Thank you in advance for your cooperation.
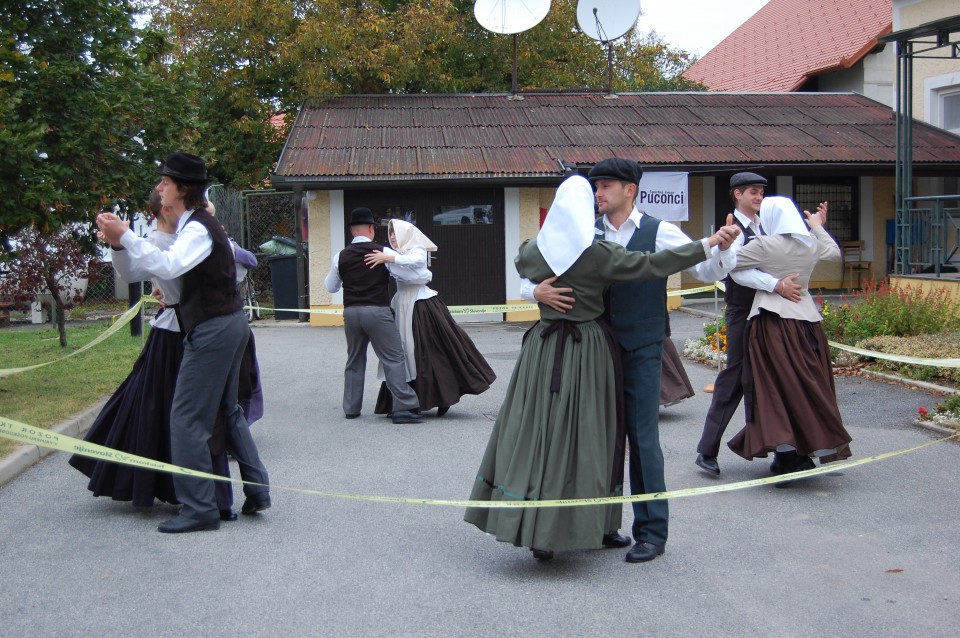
[770,452,792,475]
[219,509,238,521]
[436,406,449,417]
[625,541,665,563]
[241,493,271,515]
[696,454,720,475]
[158,515,220,534]
[602,532,632,548]
[392,410,423,424]
[345,413,360,419]
[531,548,554,561]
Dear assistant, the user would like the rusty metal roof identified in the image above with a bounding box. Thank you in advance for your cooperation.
[272,92,960,188]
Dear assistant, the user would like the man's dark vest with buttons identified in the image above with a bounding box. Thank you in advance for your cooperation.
[597,214,666,351]
[339,242,390,307]
[723,216,760,309]
[179,212,241,334]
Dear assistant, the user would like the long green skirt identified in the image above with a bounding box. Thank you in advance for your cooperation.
[464,320,622,552]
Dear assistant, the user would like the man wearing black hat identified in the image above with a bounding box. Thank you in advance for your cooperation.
[97,152,271,533]
[694,172,802,476]
[324,208,422,424]
[525,157,739,563]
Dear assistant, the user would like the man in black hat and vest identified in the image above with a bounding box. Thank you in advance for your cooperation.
[694,172,802,476]
[97,151,271,533]
[324,207,422,424]
[525,158,738,563]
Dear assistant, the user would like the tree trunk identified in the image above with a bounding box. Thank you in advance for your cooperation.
[54,296,67,347]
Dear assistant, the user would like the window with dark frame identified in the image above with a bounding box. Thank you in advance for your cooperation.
[793,177,859,241]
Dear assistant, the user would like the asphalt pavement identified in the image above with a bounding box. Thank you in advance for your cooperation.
[1,308,958,637]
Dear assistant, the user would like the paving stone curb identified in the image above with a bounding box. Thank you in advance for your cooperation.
[0,399,106,488]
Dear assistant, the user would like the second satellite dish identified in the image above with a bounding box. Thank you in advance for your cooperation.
[576,0,642,41]
[474,0,551,35]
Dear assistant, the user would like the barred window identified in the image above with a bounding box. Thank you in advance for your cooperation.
[794,177,859,241]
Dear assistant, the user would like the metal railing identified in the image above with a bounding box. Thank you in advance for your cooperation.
[895,194,960,276]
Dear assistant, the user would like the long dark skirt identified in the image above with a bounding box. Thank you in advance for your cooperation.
[728,311,852,462]
[69,327,181,506]
[659,337,694,406]
[464,320,622,552]
[375,296,496,414]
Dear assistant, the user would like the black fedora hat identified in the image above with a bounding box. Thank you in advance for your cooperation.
[588,158,643,184]
[349,207,375,226]
[157,152,209,183]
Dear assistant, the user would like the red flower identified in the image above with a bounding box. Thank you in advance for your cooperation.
[918,407,928,417]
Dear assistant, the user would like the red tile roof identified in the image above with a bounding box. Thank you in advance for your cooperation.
[684,0,892,92]
[271,93,960,187]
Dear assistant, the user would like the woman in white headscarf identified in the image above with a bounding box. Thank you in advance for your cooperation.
[727,196,851,476]
[364,218,496,417]
[463,175,738,559]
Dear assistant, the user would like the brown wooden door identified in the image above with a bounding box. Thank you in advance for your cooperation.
[344,187,505,308]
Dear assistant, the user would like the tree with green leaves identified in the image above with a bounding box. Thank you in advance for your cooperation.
[0,0,196,245]
[153,0,702,188]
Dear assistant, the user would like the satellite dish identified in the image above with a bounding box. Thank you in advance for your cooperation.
[576,0,641,42]
[474,0,551,35]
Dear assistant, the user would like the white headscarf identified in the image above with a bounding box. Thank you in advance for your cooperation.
[538,175,597,276]
[388,218,437,254]
[759,196,813,247]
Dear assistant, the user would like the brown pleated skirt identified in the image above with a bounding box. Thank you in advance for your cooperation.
[659,337,695,406]
[375,295,496,413]
[728,311,852,462]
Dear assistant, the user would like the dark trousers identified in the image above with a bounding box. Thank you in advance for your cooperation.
[621,339,668,546]
[697,303,753,457]
[169,310,269,521]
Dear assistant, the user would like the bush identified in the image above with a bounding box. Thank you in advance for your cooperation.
[818,279,960,344]
[857,333,960,383]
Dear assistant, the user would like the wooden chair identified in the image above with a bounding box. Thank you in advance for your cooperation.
[840,241,872,290]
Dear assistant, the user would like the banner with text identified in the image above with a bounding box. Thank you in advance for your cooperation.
[637,172,689,222]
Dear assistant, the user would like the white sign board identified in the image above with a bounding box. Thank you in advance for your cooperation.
[637,172,689,222]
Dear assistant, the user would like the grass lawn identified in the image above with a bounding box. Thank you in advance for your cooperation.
[0,322,145,459]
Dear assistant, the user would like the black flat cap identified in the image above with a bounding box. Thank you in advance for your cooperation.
[729,172,768,190]
[349,207,375,226]
[588,158,643,184]
[156,152,209,183]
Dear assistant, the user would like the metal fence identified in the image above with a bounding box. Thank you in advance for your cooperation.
[1,187,298,327]
[894,194,960,276]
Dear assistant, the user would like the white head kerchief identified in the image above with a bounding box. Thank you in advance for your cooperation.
[759,196,813,247]
[389,219,437,253]
[538,175,596,276]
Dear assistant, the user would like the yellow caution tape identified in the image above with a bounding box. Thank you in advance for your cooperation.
[827,341,960,369]
[2,415,954,507]
[0,302,144,379]
[260,285,723,316]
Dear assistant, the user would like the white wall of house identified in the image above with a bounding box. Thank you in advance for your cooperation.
[894,0,960,127]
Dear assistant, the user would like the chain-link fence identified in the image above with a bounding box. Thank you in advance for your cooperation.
[1,187,298,328]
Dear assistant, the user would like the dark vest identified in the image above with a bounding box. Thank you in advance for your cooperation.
[723,216,760,309]
[179,212,241,334]
[599,215,666,350]
[338,242,390,307]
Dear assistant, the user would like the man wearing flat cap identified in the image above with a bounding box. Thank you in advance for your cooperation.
[96,152,271,533]
[525,157,739,563]
[694,172,803,477]
[324,207,422,424]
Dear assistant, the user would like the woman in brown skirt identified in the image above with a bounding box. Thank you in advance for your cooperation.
[364,219,496,417]
[727,196,852,476]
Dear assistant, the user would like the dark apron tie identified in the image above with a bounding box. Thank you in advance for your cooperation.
[540,320,582,393]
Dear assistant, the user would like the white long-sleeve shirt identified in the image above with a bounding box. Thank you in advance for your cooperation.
[520,207,736,301]
[727,209,780,293]
[115,210,213,281]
